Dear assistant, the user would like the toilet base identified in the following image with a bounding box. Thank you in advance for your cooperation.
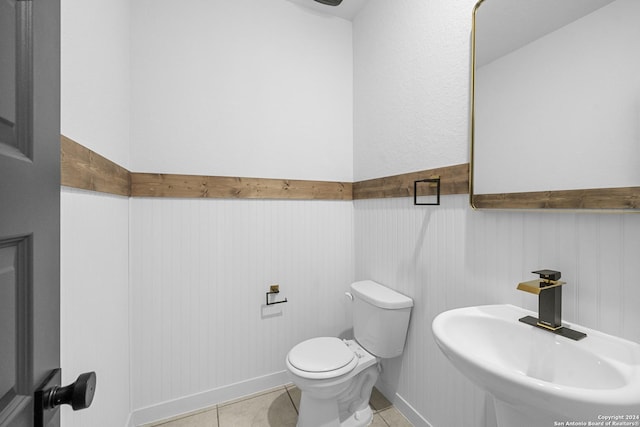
[297,392,341,427]
[296,394,373,427]
[339,406,373,427]
[295,363,378,427]
[289,340,379,427]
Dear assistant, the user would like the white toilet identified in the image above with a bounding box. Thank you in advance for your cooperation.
[286,280,413,427]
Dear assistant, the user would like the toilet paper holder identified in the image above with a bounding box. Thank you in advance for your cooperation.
[266,285,288,306]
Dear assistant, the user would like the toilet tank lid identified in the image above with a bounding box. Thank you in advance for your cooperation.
[350,280,413,309]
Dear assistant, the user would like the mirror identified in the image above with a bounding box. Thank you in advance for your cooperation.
[470,0,640,210]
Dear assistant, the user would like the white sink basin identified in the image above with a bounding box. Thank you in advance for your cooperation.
[432,305,640,426]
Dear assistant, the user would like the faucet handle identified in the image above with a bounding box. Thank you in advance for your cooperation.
[532,269,561,281]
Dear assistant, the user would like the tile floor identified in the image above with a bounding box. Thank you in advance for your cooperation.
[143,385,413,427]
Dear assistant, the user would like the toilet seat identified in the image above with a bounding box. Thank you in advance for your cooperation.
[287,337,358,380]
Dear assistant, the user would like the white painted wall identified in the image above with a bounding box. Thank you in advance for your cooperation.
[353,1,640,426]
[61,0,131,169]
[353,0,470,181]
[475,0,640,193]
[130,0,353,182]
[129,198,354,420]
[60,0,131,425]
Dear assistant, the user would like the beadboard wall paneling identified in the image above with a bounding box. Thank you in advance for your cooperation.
[130,198,355,411]
[60,187,131,427]
[354,195,640,427]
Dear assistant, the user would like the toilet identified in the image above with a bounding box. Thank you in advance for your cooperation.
[286,280,413,427]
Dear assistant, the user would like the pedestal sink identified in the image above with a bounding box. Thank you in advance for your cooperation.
[432,305,640,427]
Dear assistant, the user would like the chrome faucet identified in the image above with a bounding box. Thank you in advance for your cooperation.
[517,269,586,341]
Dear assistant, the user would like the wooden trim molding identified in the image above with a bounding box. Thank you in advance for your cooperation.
[130,173,352,200]
[59,137,639,209]
[472,187,640,210]
[61,136,131,196]
[352,163,470,200]
[60,136,470,201]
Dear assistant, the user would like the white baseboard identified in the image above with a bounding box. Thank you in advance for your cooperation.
[129,371,289,427]
[127,371,432,427]
[375,380,433,427]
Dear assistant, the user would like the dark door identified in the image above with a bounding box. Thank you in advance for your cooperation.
[1,0,61,426]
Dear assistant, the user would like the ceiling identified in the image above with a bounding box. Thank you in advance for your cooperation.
[285,0,370,21]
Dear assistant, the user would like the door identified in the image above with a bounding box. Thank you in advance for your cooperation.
[1,0,61,426]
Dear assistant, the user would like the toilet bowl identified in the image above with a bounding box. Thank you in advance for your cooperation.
[286,337,378,427]
[286,280,413,427]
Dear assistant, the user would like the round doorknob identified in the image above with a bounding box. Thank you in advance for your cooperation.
[44,371,97,410]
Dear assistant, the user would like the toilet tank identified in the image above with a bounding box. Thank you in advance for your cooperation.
[350,280,413,358]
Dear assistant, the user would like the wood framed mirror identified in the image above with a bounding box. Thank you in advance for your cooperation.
[470,0,640,210]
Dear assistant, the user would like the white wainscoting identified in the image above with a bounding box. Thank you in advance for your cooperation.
[61,190,640,426]
[354,195,640,427]
[129,198,355,418]
[60,187,131,427]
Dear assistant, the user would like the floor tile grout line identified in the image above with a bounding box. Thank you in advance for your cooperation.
[285,388,299,415]
[378,410,392,427]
